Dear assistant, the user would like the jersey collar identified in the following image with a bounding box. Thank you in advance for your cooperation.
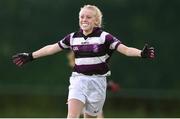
[79,27,102,39]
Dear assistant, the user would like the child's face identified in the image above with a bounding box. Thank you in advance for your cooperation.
[79,8,97,33]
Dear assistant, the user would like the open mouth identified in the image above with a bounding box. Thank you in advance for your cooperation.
[81,23,89,27]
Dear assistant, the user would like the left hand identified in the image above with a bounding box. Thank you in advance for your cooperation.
[141,44,155,59]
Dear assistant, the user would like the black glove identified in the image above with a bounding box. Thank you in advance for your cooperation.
[12,53,34,67]
[141,44,155,59]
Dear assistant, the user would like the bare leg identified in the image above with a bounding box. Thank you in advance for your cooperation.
[84,113,97,118]
[83,111,104,118]
[97,111,104,118]
[67,99,84,118]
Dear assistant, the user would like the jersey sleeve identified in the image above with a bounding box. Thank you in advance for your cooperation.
[58,34,71,50]
[105,34,122,50]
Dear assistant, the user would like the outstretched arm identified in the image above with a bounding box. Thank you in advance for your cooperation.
[32,43,62,59]
[116,43,155,58]
[12,43,62,67]
[117,44,141,57]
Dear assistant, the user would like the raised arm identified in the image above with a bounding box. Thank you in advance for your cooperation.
[12,43,62,67]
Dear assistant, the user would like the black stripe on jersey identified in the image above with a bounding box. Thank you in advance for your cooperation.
[73,62,109,76]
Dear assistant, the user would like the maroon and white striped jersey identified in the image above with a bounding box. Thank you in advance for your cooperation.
[58,27,121,76]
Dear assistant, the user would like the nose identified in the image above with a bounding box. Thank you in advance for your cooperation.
[81,17,87,22]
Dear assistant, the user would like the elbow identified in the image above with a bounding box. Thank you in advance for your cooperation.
[124,50,131,56]
[117,44,134,56]
[122,47,133,56]
[45,45,55,55]
[122,47,131,56]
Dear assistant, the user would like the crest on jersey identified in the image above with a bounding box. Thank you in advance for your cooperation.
[93,44,99,53]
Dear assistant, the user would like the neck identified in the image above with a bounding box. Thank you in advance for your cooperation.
[80,27,100,36]
[83,29,93,36]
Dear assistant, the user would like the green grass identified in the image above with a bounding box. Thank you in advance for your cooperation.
[0,94,180,118]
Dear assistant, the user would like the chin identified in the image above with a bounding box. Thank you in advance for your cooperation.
[81,27,90,31]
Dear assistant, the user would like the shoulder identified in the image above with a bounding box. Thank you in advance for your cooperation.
[99,29,114,38]
[100,31,115,41]
[72,31,83,38]
[62,32,76,40]
[101,30,122,44]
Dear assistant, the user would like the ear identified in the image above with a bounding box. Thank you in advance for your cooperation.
[94,20,99,26]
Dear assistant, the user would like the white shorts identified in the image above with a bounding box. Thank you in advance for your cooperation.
[68,75,107,116]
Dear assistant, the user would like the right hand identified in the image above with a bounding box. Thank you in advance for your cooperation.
[12,53,33,67]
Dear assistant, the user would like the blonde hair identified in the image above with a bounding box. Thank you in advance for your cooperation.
[79,5,103,27]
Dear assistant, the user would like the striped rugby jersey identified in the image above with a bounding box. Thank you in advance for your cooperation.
[58,27,121,76]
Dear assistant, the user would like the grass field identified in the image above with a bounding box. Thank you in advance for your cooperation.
[0,94,180,118]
